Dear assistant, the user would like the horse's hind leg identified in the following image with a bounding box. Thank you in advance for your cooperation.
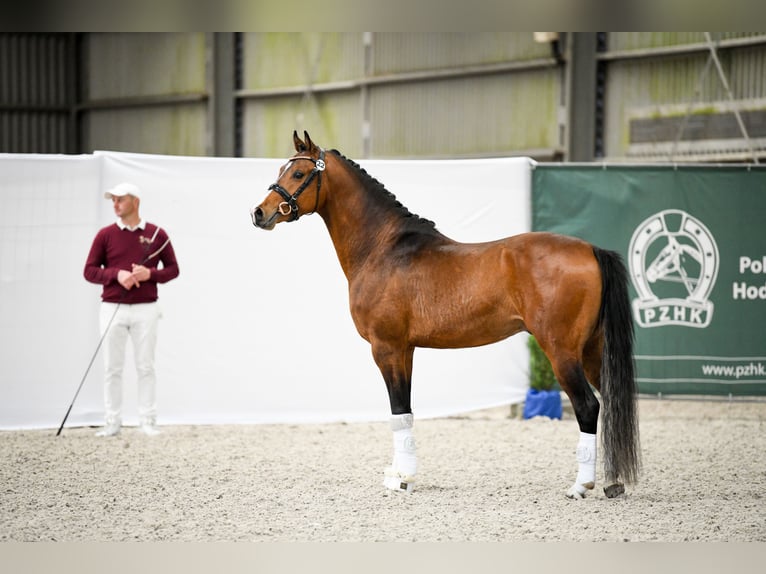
[582,332,627,498]
[371,342,417,493]
[550,356,601,500]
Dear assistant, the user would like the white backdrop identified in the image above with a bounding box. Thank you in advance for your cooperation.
[0,151,533,430]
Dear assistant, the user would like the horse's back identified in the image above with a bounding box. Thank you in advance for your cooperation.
[503,231,601,283]
[504,231,596,260]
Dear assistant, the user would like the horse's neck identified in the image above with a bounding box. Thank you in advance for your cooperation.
[318,176,396,281]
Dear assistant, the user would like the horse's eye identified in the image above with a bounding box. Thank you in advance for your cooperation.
[293,171,305,179]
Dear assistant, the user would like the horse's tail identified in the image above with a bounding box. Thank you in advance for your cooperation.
[593,246,641,485]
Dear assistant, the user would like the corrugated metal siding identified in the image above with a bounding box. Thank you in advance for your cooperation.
[369,33,559,158]
[373,32,551,74]
[240,33,365,157]
[729,45,766,100]
[9,32,762,162]
[1,33,562,159]
[82,33,208,155]
[239,32,561,159]
[242,33,365,89]
[608,32,765,51]
[602,32,766,162]
[243,91,362,158]
[369,69,559,158]
[0,33,73,153]
[84,106,207,156]
[86,33,206,99]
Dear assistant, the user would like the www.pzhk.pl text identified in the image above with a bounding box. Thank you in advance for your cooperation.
[701,362,766,379]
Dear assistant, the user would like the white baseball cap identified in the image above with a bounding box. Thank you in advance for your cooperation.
[104,182,141,200]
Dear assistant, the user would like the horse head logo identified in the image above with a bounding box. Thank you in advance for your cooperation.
[628,209,719,328]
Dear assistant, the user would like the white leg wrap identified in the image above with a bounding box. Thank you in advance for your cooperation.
[566,432,597,499]
[384,414,417,493]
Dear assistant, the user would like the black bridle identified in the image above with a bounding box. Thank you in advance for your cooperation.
[268,148,326,221]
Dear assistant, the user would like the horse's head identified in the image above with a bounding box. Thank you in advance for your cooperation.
[251,130,327,230]
[645,236,681,283]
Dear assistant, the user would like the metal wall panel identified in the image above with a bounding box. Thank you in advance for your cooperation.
[10,32,762,163]
[372,32,552,74]
[2,33,563,159]
[83,105,208,156]
[242,91,362,158]
[86,33,206,99]
[0,33,73,153]
[369,33,560,158]
[607,32,765,51]
[82,33,209,155]
[729,45,766,100]
[369,70,559,158]
[240,33,365,157]
[239,33,562,159]
[242,33,365,90]
[601,32,766,162]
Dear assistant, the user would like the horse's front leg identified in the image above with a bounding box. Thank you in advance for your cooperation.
[372,342,417,493]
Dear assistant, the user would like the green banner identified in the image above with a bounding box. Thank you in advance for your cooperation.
[532,164,766,396]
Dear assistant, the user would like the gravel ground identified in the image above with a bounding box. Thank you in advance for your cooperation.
[1,398,764,542]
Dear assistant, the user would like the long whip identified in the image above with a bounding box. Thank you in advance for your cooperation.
[55,304,121,436]
[55,232,171,436]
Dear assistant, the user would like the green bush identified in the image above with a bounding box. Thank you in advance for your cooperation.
[527,335,560,391]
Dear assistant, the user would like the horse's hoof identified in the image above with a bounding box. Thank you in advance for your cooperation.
[383,475,414,493]
[383,468,415,493]
[565,481,594,500]
[565,487,586,500]
[603,483,625,498]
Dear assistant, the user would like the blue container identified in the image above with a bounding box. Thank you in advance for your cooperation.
[522,388,563,420]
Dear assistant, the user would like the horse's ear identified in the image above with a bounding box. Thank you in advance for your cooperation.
[293,130,307,152]
[303,130,317,152]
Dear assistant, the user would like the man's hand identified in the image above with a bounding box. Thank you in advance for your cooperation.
[118,269,140,290]
[131,264,151,282]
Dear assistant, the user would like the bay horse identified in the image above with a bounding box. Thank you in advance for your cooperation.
[251,131,640,499]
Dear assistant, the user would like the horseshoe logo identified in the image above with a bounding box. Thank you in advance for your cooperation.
[628,209,719,328]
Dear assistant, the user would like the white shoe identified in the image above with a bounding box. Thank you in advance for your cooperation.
[95,419,121,437]
[140,418,161,436]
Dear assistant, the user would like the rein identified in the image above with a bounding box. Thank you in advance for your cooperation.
[268,148,326,221]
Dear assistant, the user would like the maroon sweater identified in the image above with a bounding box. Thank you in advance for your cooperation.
[84,222,180,304]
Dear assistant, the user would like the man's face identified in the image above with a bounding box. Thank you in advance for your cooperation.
[112,194,138,218]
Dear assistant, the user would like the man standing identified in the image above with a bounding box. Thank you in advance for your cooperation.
[84,182,179,437]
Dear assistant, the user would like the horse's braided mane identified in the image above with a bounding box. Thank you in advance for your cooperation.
[330,149,439,234]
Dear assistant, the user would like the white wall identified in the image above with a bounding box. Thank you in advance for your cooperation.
[0,151,533,430]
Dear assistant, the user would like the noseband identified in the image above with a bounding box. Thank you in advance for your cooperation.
[268,148,326,221]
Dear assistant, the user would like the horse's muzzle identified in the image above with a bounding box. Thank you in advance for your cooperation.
[251,206,274,229]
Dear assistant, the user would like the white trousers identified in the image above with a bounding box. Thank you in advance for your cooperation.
[100,302,161,423]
